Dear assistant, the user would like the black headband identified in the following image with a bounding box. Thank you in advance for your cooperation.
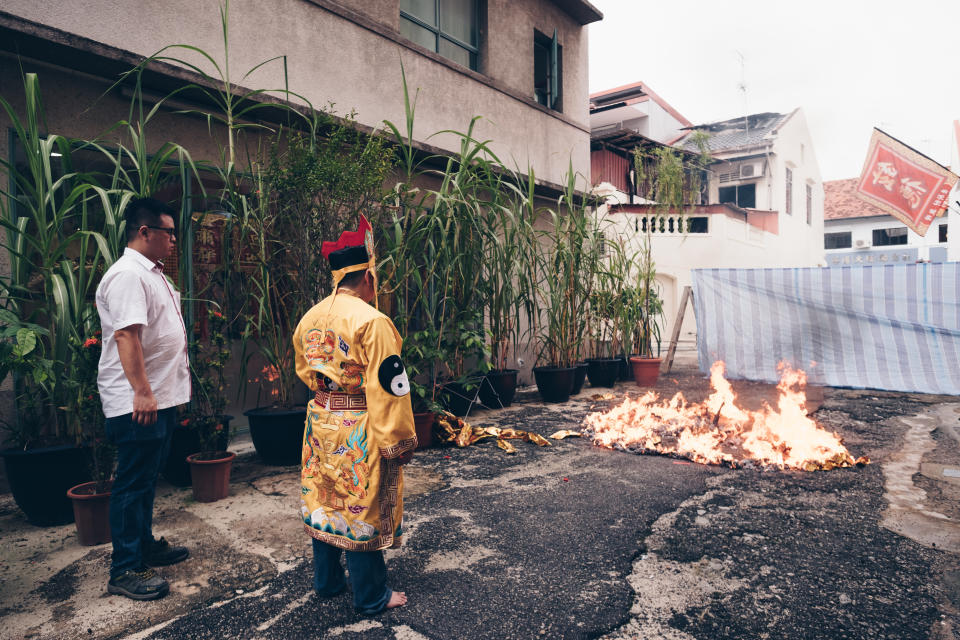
[327,245,369,271]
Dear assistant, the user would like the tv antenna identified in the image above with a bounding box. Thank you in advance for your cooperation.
[736,50,748,132]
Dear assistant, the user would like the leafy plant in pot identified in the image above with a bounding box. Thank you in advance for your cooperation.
[242,121,393,464]
[0,73,123,525]
[64,326,116,545]
[176,307,234,501]
[531,169,596,403]
[479,168,539,408]
[627,142,707,386]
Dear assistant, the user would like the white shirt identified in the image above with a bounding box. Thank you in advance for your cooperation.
[96,248,191,418]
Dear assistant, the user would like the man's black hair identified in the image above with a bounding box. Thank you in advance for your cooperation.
[338,269,368,289]
[124,197,175,242]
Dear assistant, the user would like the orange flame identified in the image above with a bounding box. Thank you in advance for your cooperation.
[583,361,868,471]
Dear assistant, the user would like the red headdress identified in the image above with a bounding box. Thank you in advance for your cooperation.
[321,215,378,307]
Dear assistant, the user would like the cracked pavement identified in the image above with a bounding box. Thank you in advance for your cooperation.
[2,368,960,639]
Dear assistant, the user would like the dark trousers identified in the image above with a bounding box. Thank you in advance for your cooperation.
[312,538,391,614]
[105,407,175,578]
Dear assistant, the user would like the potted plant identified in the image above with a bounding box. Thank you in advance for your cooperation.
[626,144,705,387]
[479,171,539,408]
[169,307,234,499]
[184,366,235,504]
[242,122,393,463]
[531,169,596,403]
[64,327,116,546]
[0,74,122,525]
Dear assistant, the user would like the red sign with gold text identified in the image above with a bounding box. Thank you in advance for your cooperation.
[856,129,958,237]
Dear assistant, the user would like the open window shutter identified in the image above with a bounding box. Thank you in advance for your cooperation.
[550,29,559,109]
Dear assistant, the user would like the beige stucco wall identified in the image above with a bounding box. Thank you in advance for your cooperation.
[3,0,591,186]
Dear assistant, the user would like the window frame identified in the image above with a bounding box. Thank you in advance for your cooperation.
[400,0,480,71]
[533,28,562,112]
[872,226,909,246]
[824,231,852,250]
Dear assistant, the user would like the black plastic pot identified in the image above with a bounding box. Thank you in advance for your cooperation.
[1,444,91,526]
[441,382,476,417]
[618,355,638,381]
[244,406,306,466]
[586,358,620,388]
[571,362,589,395]
[533,366,575,403]
[162,416,232,486]
[479,369,519,409]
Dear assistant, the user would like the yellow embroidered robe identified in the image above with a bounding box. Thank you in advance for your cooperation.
[293,293,417,551]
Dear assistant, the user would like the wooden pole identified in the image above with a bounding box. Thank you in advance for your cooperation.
[663,285,693,373]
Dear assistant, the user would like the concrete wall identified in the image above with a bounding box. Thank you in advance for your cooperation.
[3,0,591,186]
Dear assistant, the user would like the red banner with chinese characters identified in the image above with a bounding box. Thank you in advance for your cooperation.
[856,129,958,237]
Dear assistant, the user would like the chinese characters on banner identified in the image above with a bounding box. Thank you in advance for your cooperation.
[856,128,959,237]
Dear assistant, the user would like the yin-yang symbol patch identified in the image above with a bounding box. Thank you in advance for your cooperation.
[377,355,410,397]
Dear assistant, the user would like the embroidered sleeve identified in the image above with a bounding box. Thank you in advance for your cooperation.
[360,316,417,457]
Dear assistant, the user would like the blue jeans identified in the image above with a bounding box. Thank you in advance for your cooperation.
[105,407,175,578]
[312,538,392,614]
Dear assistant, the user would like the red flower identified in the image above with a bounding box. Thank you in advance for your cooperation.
[180,418,191,426]
[83,337,99,348]
[212,311,224,319]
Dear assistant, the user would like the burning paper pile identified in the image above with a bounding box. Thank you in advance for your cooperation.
[583,361,869,471]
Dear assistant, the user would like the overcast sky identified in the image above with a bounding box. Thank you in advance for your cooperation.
[587,0,960,182]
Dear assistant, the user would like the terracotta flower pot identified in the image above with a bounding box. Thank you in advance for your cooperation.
[67,480,112,546]
[629,356,663,387]
[187,451,235,503]
[413,412,435,450]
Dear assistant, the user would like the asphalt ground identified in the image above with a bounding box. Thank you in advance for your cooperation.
[3,368,960,640]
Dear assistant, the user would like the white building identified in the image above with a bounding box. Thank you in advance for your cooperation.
[589,103,825,359]
[824,178,958,266]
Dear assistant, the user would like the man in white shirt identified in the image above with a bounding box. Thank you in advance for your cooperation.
[96,198,191,600]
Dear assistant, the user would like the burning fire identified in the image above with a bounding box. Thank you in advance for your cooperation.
[583,361,869,471]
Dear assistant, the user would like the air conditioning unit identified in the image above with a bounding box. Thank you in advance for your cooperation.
[854,239,867,248]
[739,162,763,178]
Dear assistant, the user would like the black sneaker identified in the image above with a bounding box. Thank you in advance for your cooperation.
[143,536,189,567]
[107,567,169,600]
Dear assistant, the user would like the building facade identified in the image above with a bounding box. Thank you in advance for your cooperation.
[824,178,958,266]
[588,97,825,359]
[0,0,601,189]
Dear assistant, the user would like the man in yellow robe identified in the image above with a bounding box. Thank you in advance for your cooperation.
[293,216,417,613]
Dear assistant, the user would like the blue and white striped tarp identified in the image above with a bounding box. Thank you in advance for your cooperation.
[691,263,960,395]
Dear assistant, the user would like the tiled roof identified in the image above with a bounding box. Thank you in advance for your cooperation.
[678,112,791,153]
[823,178,888,220]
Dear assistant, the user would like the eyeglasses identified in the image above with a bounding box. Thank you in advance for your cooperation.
[143,225,176,237]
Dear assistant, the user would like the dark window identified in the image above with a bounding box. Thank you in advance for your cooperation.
[687,217,708,233]
[873,227,908,246]
[824,232,852,249]
[533,29,562,111]
[940,224,948,243]
[718,183,756,208]
[806,184,813,225]
[400,0,479,71]
[785,167,793,215]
